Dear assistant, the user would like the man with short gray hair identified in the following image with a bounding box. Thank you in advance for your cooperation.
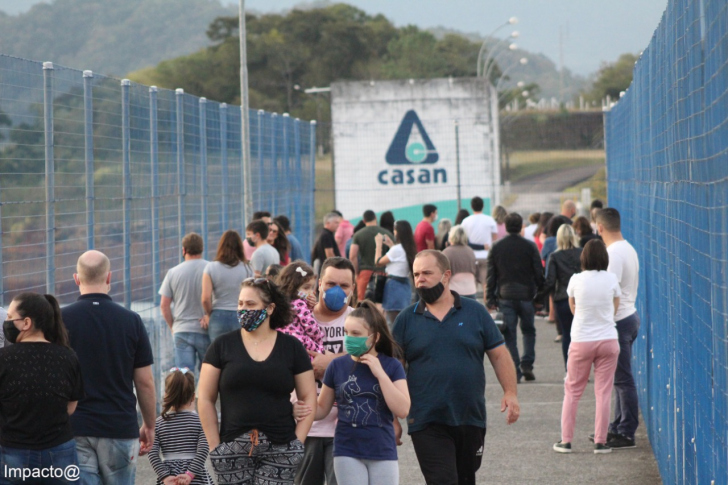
[311,212,342,275]
[63,250,157,485]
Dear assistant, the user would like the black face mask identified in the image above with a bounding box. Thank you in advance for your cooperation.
[416,280,445,304]
[3,320,21,344]
[246,237,256,247]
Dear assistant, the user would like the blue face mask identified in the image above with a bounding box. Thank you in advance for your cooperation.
[323,286,350,312]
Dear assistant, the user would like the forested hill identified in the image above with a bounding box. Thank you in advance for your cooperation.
[0,0,235,76]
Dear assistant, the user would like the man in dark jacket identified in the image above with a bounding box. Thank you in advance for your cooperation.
[486,212,545,382]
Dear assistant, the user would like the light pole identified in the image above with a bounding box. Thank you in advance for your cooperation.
[476,17,518,78]
[239,0,253,225]
[495,58,529,92]
[483,42,518,81]
[480,32,519,78]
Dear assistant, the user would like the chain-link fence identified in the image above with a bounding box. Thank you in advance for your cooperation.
[605,1,727,483]
[0,54,316,405]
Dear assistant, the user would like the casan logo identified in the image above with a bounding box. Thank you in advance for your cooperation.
[378,110,447,186]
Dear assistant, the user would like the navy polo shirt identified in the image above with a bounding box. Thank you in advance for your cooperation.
[62,294,154,439]
[392,291,504,433]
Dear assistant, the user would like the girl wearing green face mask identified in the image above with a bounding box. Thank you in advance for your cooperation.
[314,301,410,485]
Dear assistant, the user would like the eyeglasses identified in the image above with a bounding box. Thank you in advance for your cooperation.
[244,277,272,288]
[168,367,190,374]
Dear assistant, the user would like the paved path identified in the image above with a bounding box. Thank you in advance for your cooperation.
[507,165,603,216]
[135,316,662,484]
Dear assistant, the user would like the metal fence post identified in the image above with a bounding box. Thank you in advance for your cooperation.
[149,86,160,305]
[270,113,278,216]
[257,110,264,212]
[43,61,55,295]
[220,103,229,231]
[83,70,95,250]
[121,79,132,309]
[293,118,302,234]
[199,98,208,254]
[309,120,317,250]
[282,113,291,218]
[176,89,185,249]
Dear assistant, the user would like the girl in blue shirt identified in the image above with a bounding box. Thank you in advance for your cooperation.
[315,301,410,485]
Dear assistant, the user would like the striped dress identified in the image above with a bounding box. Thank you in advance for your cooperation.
[148,411,213,485]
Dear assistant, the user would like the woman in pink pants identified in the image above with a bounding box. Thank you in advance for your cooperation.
[553,239,621,454]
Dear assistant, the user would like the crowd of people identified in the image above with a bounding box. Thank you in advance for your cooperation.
[0,198,641,484]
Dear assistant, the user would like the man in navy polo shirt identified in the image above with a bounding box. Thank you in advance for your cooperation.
[392,250,519,485]
[63,250,157,485]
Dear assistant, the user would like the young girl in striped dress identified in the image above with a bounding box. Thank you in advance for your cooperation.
[149,368,213,485]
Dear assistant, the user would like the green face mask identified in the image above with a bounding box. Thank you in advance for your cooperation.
[344,335,371,357]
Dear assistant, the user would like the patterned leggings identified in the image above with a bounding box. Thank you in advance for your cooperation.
[210,431,305,485]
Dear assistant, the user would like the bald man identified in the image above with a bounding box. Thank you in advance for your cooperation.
[561,200,577,220]
[62,250,157,485]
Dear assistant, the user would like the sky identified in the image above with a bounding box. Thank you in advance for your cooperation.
[0,0,668,76]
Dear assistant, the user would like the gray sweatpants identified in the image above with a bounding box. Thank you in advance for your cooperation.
[333,457,398,485]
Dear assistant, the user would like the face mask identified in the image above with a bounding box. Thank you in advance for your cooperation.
[246,237,256,247]
[323,286,350,312]
[3,320,21,344]
[344,335,371,357]
[237,309,267,332]
[297,290,309,300]
[416,277,445,304]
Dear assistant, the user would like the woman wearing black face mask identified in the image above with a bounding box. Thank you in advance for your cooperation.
[0,292,84,481]
[198,278,317,485]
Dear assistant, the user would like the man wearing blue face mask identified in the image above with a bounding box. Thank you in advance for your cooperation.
[295,257,357,485]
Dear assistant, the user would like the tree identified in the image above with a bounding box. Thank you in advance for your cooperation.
[583,53,638,104]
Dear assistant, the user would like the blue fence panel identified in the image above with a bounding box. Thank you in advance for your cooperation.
[0,54,316,405]
[605,1,728,483]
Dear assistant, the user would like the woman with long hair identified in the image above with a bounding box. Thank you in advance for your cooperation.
[442,225,478,299]
[435,218,452,250]
[202,230,254,342]
[315,301,409,485]
[544,224,583,367]
[492,205,508,241]
[199,278,317,485]
[553,240,620,454]
[0,292,84,478]
[373,220,417,326]
[454,208,470,226]
[379,211,395,235]
[267,221,291,265]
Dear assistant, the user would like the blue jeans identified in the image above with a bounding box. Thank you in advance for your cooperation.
[500,300,536,380]
[554,299,573,369]
[208,309,239,342]
[0,439,78,484]
[609,312,641,439]
[75,437,139,485]
[173,331,211,373]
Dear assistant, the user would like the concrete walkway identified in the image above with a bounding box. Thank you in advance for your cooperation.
[135,316,662,484]
[399,315,663,484]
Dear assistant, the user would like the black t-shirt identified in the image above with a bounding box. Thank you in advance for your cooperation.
[312,228,341,262]
[204,330,312,444]
[62,294,154,439]
[0,342,84,449]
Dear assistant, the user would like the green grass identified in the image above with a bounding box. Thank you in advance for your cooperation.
[563,166,607,202]
[315,153,335,225]
[505,150,605,182]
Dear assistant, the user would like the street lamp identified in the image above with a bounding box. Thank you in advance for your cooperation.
[495,58,529,92]
[476,17,518,78]
[479,32,520,79]
[483,42,518,80]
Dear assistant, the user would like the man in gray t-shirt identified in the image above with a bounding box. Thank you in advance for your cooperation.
[246,219,280,276]
[159,233,210,371]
